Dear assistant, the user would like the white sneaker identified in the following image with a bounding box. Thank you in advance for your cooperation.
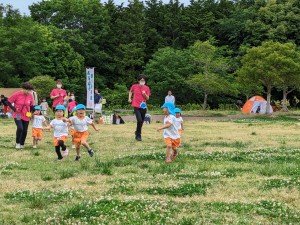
[72,145,76,149]
[15,143,21,149]
[20,145,25,149]
[62,149,69,156]
[33,145,37,149]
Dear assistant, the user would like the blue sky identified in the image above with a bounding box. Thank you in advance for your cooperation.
[1,0,189,15]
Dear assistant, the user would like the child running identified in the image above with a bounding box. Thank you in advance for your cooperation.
[66,104,99,161]
[44,105,69,160]
[69,107,76,149]
[157,102,180,163]
[40,97,49,118]
[174,108,184,147]
[32,106,48,148]
[67,96,77,118]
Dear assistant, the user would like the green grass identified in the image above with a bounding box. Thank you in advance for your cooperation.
[1,112,300,224]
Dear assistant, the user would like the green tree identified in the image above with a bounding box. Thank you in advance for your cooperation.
[236,41,300,113]
[0,6,84,86]
[144,0,166,60]
[244,0,300,46]
[113,0,146,85]
[188,40,231,109]
[144,47,196,105]
[30,0,111,85]
[273,42,300,111]
[29,76,56,102]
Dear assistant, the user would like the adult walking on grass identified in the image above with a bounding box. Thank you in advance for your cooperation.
[128,74,151,141]
[50,80,67,112]
[8,82,34,149]
[165,90,175,104]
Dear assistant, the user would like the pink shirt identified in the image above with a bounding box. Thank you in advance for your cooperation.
[130,84,151,108]
[67,101,77,112]
[50,88,67,108]
[8,91,34,122]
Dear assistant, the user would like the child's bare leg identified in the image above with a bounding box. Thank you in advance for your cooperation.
[81,140,90,150]
[172,147,178,159]
[74,143,81,160]
[75,144,80,156]
[33,137,37,147]
[166,145,172,162]
[72,136,75,148]
[81,140,94,157]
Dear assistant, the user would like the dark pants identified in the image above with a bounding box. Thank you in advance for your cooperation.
[134,107,146,136]
[55,140,66,159]
[14,119,29,145]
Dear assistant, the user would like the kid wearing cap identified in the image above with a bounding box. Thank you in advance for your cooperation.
[44,105,69,160]
[174,108,184,147]
[157,102,180,163]
[66,104,99,161]
[69,107,77,149]
[32,106,48,148]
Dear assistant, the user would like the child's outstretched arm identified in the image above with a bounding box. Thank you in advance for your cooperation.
[91,122,100,131]
[157,122,172,131]
[43,120,48,127]
[181,122,184,130]
[62,118,70,123]
[43,125,52,130]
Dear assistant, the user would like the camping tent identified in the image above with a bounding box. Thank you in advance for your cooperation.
[242,96,273,114]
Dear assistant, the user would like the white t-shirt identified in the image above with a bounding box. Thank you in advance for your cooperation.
[32,115,46,128]
[40,102,48,111]
[69,117,74,130]
[70,116,93,132]
[174,116,183,130]
[165,95,175,103]
[163,114,180,139]
[50,119,68,138]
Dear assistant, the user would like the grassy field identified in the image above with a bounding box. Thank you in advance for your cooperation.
[1,114,300,224]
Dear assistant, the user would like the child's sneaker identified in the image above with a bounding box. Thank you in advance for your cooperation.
[165,157,172,163]
[15,143,21,149]
[72,144,76,149]
[62,149,69,156]
[20,145,25,149]
[171,150,178,159]
[75,155,81,161]
[33,145,37,149]
[88,149,94,157]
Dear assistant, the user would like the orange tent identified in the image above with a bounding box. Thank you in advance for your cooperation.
[242,96,273,114]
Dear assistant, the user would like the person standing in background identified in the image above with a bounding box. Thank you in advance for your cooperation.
[94,88,103,115]
[1,94,10,114]
[64,91,71,108]
[50,80,67,112]
[8,82,34,149]
[128,74,151,141]
[94,88,102,104]
[32,90,38,106]
[40,97,49,117]
[165,90,175,104]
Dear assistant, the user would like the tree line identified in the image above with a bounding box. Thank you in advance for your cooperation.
[1,0,300,111]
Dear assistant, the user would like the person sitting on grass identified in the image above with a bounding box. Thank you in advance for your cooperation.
[32,106,48,149]
[44,105,69,160]
[65,104,100,161]
[157,102,180,163]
